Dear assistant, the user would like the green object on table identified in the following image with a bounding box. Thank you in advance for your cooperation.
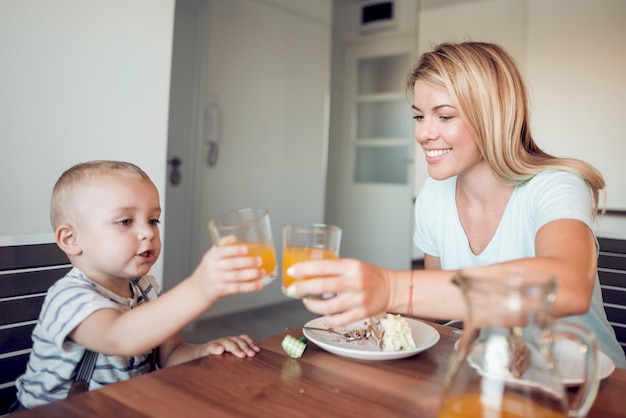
[282,335,307,358]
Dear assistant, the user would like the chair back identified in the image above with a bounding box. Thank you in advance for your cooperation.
[0,242,70,414]
[598,237,626,356]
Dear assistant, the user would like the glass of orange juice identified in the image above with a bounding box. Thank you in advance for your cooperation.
[282,223,342,298]
[208,208,277,285]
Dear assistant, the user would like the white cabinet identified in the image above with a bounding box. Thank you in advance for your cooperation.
[354,51,413,185]
[327,35,417,269]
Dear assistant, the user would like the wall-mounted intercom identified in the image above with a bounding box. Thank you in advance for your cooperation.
[204,101,220,167]
[360,1,396,33]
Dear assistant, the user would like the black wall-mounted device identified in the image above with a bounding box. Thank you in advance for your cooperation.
[360,1,396,33]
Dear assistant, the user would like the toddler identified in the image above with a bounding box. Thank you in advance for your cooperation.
[15,160,267,409]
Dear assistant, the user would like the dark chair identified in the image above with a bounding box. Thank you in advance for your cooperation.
[597,237,626,356]
[0,242,71,415]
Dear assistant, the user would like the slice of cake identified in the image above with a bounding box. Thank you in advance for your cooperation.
[379,313,416,352]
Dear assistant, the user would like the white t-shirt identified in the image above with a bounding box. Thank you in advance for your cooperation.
[414,170,626,368]
[414,170,593,268]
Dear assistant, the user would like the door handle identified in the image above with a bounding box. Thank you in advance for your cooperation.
[168,157,182,186]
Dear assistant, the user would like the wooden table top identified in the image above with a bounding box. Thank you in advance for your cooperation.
[15,321,626,418]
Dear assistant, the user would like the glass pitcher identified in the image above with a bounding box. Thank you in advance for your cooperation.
[439,265,600,418]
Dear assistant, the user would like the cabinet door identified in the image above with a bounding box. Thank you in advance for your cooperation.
[327,38,415,269]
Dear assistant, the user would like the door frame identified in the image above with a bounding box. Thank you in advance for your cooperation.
[163,0,208,291]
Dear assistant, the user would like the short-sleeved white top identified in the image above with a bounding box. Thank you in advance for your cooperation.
[414,170,626,368]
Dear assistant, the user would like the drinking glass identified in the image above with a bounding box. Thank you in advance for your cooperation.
[282,223,342,298]
[208,208,277,285]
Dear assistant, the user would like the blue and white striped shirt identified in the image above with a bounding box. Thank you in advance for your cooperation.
[16,268,161,408]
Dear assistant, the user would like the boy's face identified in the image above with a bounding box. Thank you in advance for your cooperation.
[70,172,162,286]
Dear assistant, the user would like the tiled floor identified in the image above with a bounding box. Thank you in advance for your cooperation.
[182,299,318,344]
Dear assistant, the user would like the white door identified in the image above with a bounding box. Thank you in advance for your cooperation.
[326,38,416,269]
[163,0,207,291]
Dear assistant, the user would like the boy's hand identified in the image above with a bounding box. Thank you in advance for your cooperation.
[201,334,261,358]
[191,236,267,303]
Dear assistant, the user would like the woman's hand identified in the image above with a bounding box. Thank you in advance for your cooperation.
[285,258,392,328]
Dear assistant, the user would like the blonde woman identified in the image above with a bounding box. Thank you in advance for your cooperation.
[285,42,626,368]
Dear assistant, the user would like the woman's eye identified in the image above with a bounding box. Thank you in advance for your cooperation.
[439,115,453,121]
[412,115,424,121]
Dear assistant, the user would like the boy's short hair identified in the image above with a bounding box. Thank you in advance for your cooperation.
[50,160,151,229]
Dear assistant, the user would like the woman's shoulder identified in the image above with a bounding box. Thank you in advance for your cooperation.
[527,169,586,184]
[523,170,588,192]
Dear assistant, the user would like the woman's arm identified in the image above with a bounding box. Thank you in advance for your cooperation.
[505,218,596,317]
[424,254,440,270]
[288,219,596,327]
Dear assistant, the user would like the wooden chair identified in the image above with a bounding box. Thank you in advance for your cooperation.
[598,237,626,356]
[0,242,71,415]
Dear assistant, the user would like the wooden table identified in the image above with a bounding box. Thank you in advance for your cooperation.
[14,322,626,417]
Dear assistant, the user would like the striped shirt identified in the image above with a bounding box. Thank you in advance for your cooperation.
[16,268,161,408]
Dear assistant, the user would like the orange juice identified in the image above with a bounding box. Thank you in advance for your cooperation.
[282,246,339,288]
[242,242,277,279]
[439,393,564,418]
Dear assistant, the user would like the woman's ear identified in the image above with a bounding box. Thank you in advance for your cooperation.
[56,225,82,256]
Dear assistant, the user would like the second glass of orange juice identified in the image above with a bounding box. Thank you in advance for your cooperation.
[282,223,341,298]
[208,208,277,285]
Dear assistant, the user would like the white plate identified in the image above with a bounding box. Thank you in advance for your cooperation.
[554,339,615,386]
[303,317,440,361]
[454,338,615,387]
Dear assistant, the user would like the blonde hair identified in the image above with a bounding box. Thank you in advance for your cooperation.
[407,42,605,217]
[50,160,151,229]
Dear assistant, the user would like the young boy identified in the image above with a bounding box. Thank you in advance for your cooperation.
[15,160,267,409]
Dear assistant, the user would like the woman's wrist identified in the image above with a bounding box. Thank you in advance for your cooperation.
[407,269,414,317]
[385,270,410,314]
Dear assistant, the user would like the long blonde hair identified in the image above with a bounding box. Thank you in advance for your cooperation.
[407,42,605,217]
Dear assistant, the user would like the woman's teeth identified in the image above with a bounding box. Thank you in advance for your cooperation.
[425,149,451,158]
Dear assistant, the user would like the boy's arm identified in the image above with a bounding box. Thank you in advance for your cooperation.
[157,332,260,367]
[70,279,215,356]
[69,244,265,356]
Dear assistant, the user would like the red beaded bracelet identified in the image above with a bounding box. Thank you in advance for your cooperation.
[407,269,414,317]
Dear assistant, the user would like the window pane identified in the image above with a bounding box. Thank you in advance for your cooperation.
[357,100,411,139]
[358,54,412,95]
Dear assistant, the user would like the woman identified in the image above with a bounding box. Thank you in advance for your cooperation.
[285,42,626,368]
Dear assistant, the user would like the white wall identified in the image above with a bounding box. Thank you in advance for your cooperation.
[526,0,626,211]
[0,0,174,279]
[416,0,626,242]
[0,0,332,319]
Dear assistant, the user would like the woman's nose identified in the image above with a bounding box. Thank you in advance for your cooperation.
[414,118,439,144]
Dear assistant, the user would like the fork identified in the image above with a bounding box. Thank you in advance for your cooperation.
[288,327,365,341]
